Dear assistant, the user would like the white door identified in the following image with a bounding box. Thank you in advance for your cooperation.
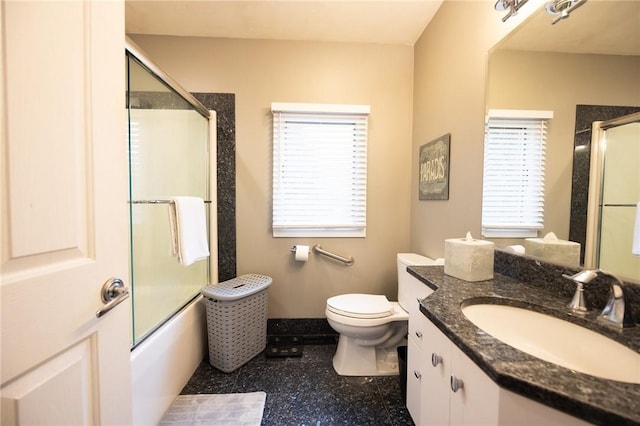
[1,1,132,425]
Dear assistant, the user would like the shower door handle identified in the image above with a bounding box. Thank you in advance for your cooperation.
[96,277,130,318]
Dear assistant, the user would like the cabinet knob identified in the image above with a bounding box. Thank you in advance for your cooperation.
[415,331,423,339]
[414,370,422,380]
[431,353,442,367]
[450,375,464,393]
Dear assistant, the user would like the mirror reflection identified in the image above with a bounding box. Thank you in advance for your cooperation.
[587,113,640,281]
[485,1,640,280]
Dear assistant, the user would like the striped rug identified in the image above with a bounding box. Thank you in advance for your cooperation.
[159,392,266,426]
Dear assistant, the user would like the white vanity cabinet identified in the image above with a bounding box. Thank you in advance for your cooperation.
[408,313,452,425]
[406,274,435,347]
[445,322,502,425]
[414,313,498,425]
[405,272,435,425]
[408,308,590,426]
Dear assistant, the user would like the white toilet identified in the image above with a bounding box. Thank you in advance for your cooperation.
[325,253,437,376]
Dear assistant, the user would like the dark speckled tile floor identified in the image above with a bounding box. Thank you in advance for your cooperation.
[180,343,415,426]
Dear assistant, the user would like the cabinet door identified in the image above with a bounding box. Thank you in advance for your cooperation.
[407,335,424,425]
[449,343,500,426]
[407,275,434,352]
[422,316,453,426]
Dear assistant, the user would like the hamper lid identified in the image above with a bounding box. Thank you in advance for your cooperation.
[201,274,272,301]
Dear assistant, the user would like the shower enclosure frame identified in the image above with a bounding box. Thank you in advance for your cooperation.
[126,40,209,119]
[585,111,640,280]
[126,36,218,424]
[125,37,217,349]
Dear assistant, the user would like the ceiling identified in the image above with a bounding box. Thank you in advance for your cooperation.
[125,0,639,54]
[125,0,444,46]
[498,0,640,56]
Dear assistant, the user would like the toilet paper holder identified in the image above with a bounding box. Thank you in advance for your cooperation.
[290,244,355,266]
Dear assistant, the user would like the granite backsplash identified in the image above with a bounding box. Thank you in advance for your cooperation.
[494,249,640,325]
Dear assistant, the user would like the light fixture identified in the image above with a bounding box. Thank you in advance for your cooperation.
[545,0,588,24]
[494,0,529,22]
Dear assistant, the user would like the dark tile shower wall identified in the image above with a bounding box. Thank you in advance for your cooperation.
[193,93,237,282]
[569,104,640,264]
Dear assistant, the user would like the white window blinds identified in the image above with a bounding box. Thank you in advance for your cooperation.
[482,110,553,238]
[272,103,370,238]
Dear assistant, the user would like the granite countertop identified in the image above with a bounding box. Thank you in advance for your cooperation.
[408,265,640,426]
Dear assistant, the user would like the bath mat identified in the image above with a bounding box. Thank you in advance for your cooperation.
[265,335,303,357]
[159,392,266,426]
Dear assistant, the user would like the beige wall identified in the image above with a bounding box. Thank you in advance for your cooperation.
[409,0,538,258]
[488,50,640,242]
[129,35,414,318]
[130,0,622,317]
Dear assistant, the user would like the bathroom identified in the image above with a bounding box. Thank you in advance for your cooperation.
[1,0,638,425]
[125,0,640,327]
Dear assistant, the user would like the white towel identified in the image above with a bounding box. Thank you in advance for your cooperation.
[633,202,640,256]
[169,196,210,266]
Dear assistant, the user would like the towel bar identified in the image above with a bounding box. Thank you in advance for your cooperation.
[129,200,212,204]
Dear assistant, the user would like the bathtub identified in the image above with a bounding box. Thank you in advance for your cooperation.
[130,295,207,425]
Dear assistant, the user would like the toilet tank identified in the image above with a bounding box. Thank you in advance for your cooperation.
[397,253,436,312]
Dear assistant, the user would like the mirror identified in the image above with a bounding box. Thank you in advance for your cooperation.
[486,1,640,279]
[585,112,640,281]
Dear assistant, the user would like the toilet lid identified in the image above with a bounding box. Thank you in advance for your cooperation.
[326,294,393,319]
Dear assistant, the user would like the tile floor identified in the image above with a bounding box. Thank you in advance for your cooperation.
[180,343,415,426]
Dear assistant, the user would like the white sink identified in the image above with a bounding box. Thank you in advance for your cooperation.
[461,303,640,384]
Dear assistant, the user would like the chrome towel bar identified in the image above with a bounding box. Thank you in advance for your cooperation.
[313,244,354,266]
[129,200,212,204]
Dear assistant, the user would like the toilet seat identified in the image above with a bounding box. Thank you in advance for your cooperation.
[326,294,393,319]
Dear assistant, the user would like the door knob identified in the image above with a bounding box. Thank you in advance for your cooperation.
[96,277,129,318]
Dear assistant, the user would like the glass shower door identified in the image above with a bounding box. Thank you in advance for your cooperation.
[126,53,210,346]
[597,115,640,281]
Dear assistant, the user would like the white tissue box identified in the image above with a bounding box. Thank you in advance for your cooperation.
[444,238,495,282]
[524,238,580,267]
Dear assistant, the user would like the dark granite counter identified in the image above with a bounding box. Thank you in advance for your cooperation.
[408,265,640,426]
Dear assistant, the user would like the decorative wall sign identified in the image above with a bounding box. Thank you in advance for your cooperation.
[419,133,450,200]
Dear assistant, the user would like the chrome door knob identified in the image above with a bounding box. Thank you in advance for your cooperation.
[96,277,129,318]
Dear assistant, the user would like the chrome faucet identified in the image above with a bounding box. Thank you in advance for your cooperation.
[563,269,635,328]
[597,270,635,328]
[563,270,598,313]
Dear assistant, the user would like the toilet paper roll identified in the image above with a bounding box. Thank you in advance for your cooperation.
[295,245,310,262]
[505,245,525,254]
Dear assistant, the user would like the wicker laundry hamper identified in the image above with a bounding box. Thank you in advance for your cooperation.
[201,274,273,372]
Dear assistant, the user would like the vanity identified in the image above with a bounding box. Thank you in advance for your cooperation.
[405,258,640,426]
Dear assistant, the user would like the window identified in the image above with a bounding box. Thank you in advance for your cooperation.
[482,109,553,238]
[272,102,370,237]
